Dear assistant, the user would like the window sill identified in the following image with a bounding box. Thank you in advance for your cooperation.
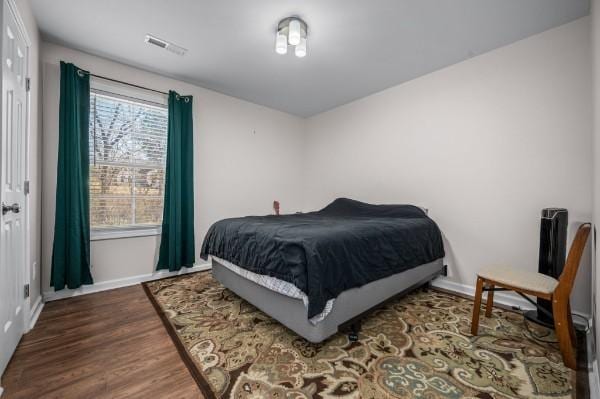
[91,227,161,241]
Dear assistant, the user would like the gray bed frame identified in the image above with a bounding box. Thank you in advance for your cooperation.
[212,258,446,343]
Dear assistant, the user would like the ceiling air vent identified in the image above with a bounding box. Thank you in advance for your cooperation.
[144,34,187,56]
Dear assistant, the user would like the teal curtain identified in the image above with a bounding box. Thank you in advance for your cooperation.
[157,91,196,271]
[50,62,93,290]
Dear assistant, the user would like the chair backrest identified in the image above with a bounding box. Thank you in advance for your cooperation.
[556,223,591,297]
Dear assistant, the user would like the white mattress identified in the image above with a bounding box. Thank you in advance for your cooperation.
[212,256,334,324]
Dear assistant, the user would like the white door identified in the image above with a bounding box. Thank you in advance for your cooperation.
[0,1,27,376]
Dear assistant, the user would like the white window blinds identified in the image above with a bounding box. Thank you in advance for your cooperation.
[89,89,168,229]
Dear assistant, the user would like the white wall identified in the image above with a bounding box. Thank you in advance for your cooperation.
[304,18,593,315]
[41,42,306,295]
[39,17,594,319]
[592,0,600,379]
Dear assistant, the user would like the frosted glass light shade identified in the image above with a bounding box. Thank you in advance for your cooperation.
[295,37,307,58]
[275,32,287,54]
[288,19,301,46]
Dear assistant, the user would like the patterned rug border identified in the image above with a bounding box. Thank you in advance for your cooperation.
[142,270,581,399]
[142,271,217,399]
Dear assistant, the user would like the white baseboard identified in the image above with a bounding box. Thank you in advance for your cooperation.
[43,263,212,302]
[28,295,44,331]
[590,360,600,399]
[0,386,4,397]
[432,276,593,323]
[431,276,537,311]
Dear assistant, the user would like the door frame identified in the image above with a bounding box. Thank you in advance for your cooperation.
[2,0,32,335]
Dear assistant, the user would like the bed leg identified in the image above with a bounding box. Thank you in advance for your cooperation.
[348,321,361,342]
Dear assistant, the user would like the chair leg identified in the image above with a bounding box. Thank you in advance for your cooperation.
[552,296,576,369]
[567,302,577,353]
[471,277,484,336]
[485,284,494,317]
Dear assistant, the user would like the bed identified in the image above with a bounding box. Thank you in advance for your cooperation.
[200,198,445,343]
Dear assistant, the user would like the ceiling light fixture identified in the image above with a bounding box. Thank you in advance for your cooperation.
[295,37,307,58]
[275,32,288,55]
[275,17,308,58]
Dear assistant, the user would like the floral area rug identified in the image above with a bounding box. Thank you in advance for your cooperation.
[143,271,573,399]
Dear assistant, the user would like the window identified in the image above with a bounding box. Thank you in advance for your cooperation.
[89,87,168,237]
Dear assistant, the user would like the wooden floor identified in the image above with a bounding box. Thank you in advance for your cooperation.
[1,284,590,398]
[1,285,203,399]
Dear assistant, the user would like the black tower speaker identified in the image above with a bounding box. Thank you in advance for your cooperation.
[524,208,568,327]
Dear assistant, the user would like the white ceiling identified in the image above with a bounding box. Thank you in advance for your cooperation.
[31,0,589,117]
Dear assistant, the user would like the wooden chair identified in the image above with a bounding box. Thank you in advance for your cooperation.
[470,223,591,370]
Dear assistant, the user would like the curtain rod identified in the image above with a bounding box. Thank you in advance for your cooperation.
[89,73,169,96]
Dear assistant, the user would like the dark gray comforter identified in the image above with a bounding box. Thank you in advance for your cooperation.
[200,198,445,318]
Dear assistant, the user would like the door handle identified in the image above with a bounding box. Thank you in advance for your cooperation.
[1,202,20,215]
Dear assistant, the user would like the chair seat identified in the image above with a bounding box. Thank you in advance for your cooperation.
[478,266,558,294]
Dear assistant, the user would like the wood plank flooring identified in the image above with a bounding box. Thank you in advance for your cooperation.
[1,283,590,398]
[0,285,203,399]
